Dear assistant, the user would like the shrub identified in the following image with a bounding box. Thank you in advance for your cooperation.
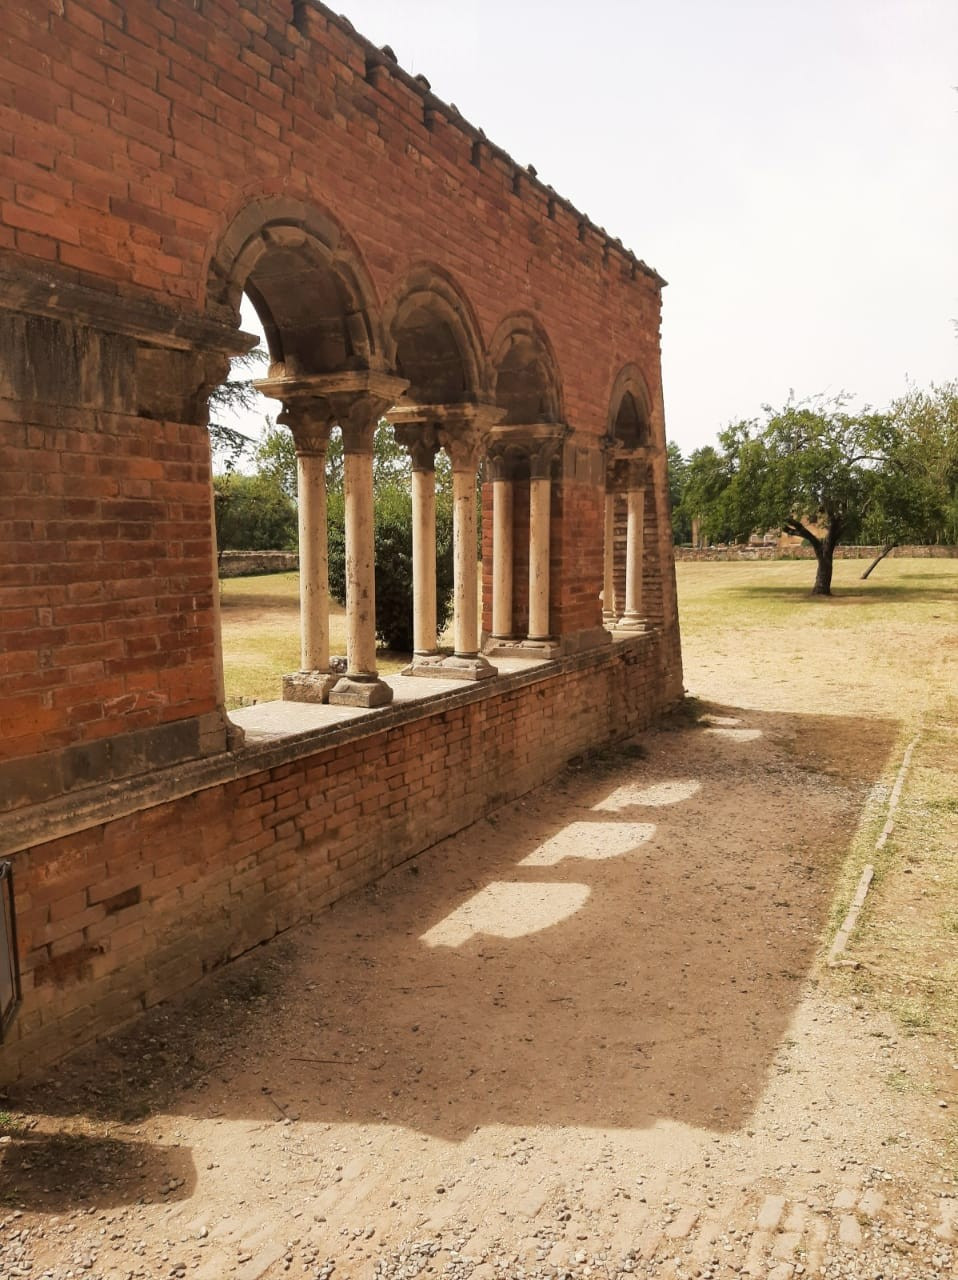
[328,482,454,653]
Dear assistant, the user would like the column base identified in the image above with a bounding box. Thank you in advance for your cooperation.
[483,636,562,660]
[327,675,395,708]
[422,653,499,681]
[282,670,341,703]
[613,615,648,632]
[402,652,449,678]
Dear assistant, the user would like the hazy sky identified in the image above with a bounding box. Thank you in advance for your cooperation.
[316,0,956,455]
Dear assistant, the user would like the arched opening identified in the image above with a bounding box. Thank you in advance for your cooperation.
[491,319,562,426]
[485,318,564,646]
[383,268,484,406]
[605,367,661,632]
[611,389,647,450]
[206,201,408,713]
[382,269,494,677]
[208,210,382,378]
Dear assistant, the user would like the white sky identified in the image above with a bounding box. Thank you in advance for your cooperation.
[326,0,956,455]
[228,1,957,459]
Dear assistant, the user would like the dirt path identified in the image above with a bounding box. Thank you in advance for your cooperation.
[3,573,957,1280]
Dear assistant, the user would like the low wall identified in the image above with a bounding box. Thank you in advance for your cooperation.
[1,633,681,1084]
[218,550,299,577]
[674,545,958,563]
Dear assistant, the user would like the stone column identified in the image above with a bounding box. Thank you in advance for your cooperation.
[330,400,391,706]
[394,423,443,676]
[618,462,647,631]
[252,380,341,703]
[284,406,338,701]
[256,371,410,708]
[489,449,515,640]
[527,438,559,644]
[439,424,497,680]
[602,488,617,625]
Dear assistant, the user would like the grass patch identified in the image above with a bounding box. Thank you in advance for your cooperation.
[219,572,407,705]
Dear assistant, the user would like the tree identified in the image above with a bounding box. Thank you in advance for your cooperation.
[859,380,958,576]
[208,348,268,470]
[700,395,892,595]
[212,472,298,552]
[327,474,455,652]
[678,445,735,546]
[666,441,691,543]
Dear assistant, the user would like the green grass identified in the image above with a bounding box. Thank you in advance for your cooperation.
[219,572,407,706]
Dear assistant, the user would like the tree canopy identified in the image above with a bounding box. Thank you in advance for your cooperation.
[671,383,958,595]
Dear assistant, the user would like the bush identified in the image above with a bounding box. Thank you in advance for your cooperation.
[328,482,454,653]
[213,472,298,551]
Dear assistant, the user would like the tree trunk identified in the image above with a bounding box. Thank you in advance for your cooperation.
[861,542,897,580]
[811,545,833,595]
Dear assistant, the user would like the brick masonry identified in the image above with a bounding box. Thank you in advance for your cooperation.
[1,634,682,1084]
[0,0,684,1078]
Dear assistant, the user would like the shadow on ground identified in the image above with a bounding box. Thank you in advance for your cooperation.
[0,1129,195,1212]
[3,704,898,1197]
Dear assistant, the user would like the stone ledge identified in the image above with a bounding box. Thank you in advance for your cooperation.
[0,634,658,859]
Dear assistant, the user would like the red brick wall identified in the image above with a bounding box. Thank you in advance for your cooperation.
[1,0,674,769]
[0,404,219,765]
[1,639,682,1083]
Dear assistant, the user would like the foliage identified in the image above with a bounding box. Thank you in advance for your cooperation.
[691,394,897,594]
[677,444,738,545]
[254,420,299,497]
[666,441,690,543]
[327,479,455,652]
[213,471,298,552]
[208,348,268,470]
[862,381,958,551]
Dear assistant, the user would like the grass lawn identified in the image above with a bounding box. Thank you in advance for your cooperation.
[218,571,408,705]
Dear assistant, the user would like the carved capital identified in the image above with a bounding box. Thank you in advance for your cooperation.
[255,370,410,456]
[487,423,570,481]
[528,435,564,480]
[393,421,441,472]
[277,401,335,458]
[606,455,648,492]
[486,438,527,482]
[439,423,486,473]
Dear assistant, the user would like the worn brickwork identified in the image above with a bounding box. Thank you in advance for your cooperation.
[0,0,683,1079]
[2,636,681,1083]
[1,1,670,760]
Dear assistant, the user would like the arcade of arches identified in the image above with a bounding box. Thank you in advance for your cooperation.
[0,0,682,1081]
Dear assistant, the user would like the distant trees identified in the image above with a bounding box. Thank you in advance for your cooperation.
[213,471,297,552]
[667,381,958,595]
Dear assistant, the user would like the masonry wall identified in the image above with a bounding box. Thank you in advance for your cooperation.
[1,0,670,755]
[1,635,682,1084]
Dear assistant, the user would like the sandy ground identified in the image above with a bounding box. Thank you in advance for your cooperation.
[2,572,957,1280]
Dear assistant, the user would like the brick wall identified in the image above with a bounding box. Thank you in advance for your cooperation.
[1,636,683,1084]
[1,0,678,778]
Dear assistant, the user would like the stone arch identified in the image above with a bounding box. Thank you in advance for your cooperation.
[489,313,564,425]
[382,264,486,404]
[607,364,653,450]
[206,196,384,377]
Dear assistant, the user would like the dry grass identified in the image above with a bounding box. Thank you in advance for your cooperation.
[678,556,958,1114]
[218,572,407,706]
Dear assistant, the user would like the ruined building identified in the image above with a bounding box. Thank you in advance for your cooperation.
[0,0,683,1080]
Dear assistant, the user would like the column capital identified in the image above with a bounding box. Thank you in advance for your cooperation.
[255,371,410,455]
[389,401,504,472]
[391,421,441,472]
[607,453,649,492]
[488,423,570,480]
